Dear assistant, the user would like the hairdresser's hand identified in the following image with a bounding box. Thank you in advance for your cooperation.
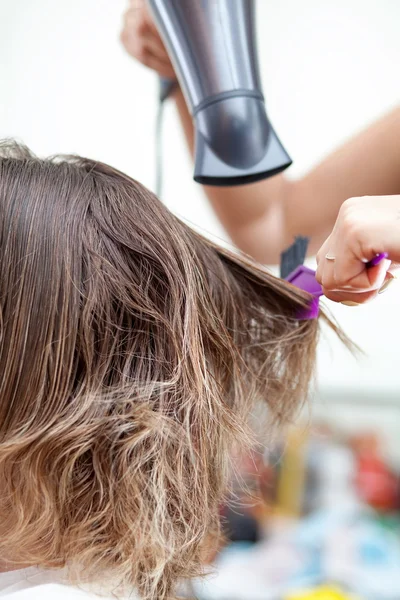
[316,195,400,305]
[121,0,176,79]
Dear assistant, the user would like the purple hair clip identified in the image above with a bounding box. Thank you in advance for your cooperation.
[281,237,322,320]
[282,240,389,321]
[285,265,323,320]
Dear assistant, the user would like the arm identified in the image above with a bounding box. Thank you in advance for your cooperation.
[175,88,400,264]
[173,90,288,264]
[121,1,400,264]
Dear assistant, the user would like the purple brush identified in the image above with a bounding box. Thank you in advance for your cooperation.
[283,246,389,320]
[285,265,323,320]
[280,238,321,320]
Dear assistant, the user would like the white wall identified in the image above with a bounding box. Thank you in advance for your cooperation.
[1,0,400,397]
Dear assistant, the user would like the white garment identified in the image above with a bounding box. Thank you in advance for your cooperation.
[0,567,134,599]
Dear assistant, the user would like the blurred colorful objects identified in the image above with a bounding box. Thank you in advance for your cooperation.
[285,584,357,600]
[199,422,400,600]
[194,504,400,600]
[352,433,398,511]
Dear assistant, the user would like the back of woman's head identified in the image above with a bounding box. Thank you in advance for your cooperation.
[0,142,322,599]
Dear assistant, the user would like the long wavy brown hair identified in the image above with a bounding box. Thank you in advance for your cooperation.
[0,141,334,599]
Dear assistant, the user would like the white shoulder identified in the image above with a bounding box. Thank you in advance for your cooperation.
[1,582,107,599]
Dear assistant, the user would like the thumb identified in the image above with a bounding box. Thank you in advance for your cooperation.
[333,250,390,292]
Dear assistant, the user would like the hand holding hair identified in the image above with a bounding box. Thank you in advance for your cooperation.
[316,195,400,305]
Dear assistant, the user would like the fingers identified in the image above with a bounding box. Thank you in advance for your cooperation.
[138,54,176,79]
[316,195,400,305]
[316,232,392,305]
[320,272,395,304]
[320,288,379,305]
[121,0,175,78]
[317,245,394,304]
[334,255,387,292]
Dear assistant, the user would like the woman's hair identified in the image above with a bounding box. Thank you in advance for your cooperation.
[0,141,330,598]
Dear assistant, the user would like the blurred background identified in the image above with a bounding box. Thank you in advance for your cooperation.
[1,1,400,598]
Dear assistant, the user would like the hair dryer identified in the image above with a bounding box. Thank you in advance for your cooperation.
[148,0,292,186]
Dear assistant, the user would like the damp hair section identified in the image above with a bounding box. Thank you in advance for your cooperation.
[0,141,343,600]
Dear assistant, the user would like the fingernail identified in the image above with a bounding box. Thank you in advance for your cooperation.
[378,278,395,294]
[341,301,360,306]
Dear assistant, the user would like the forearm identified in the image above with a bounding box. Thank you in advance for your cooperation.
[173,88,290,263]
[175,88,400,264]
[290,105,400,256]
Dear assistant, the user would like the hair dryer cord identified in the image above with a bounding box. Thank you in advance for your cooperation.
[155,77,177,197]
